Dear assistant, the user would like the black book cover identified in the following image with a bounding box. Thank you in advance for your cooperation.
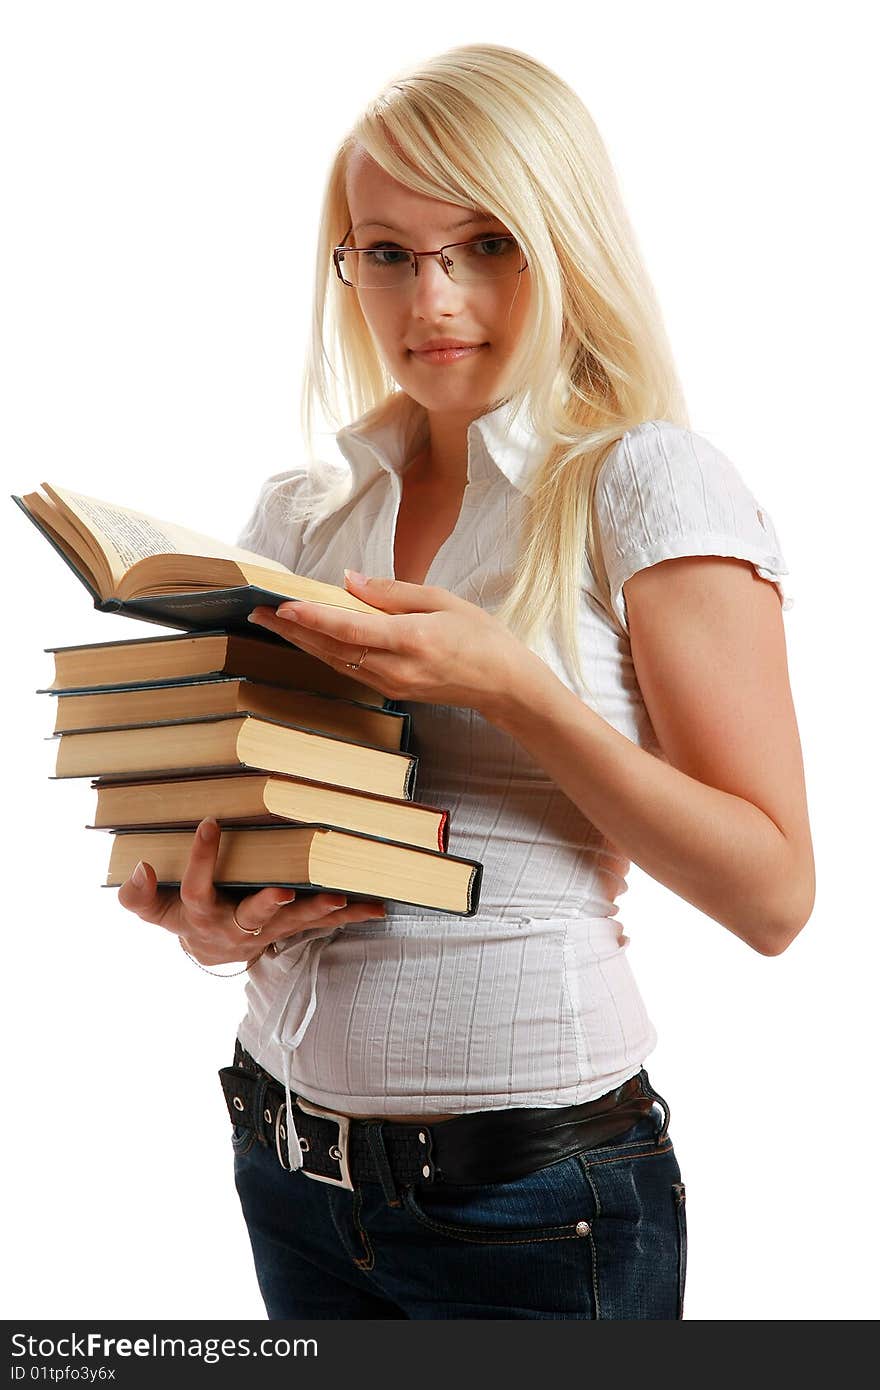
[12,493,368,641]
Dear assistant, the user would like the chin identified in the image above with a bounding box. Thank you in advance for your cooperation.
[409,386,493,416]
[400,364,503,411]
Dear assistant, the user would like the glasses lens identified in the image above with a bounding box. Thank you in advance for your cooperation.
[445,236,525,283]
[336,236,526,288]
[338,247,414,289]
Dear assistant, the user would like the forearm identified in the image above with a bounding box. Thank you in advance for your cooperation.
[483,651,801,954]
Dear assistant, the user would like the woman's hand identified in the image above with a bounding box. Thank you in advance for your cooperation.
[116,817,386,966]
[247,570,523,716]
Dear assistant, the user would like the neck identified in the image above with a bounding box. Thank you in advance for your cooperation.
[410,407,475,486]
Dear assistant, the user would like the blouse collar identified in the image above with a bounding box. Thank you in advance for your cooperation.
[334,390,546,495]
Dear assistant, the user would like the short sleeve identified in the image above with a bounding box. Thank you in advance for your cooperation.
[235,468,314,572]
[595,420,793,635]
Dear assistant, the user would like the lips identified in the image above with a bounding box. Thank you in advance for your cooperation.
[410,339,485,351]
[409,341,488,364]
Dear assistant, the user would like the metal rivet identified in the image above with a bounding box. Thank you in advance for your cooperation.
[329,1144,342,1160]
[263,1107,272,1124]
[422,1164,431,1178]
[232,1096,244,1111]
[299,1137,310,1152]
[279,1123,286,1140]
[576,1220,591,1237]
[418,1131,427,1143]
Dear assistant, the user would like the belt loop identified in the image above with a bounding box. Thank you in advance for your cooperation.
[639,1069,671,1143]
[363,1122,401,1208]
[252,1076,269,1145]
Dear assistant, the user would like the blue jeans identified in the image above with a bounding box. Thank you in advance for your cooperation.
[231,1074,687,1320]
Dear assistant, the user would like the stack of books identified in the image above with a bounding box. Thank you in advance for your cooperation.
[15,481,483,916]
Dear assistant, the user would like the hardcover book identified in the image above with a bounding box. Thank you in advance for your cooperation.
[103,823,482,916]
[13,482,379,635]
[49,678,409,752]
[52,711,418,800]
[88,770,449,853]
[39,630,392,709]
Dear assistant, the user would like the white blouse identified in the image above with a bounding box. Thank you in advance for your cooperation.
[232,390,792,1171]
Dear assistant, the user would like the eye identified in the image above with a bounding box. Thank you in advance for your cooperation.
[474,236,515,256]
[364,243,411,266]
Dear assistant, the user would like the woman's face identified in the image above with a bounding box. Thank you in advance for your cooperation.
[343,145,531,420]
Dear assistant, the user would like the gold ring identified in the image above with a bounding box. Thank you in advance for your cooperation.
[345,645,369,671]
[232,905,263,937]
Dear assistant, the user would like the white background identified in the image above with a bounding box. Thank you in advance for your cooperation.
[2,0,877,1322]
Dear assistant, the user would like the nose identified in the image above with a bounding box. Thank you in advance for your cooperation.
[409,252,468,317]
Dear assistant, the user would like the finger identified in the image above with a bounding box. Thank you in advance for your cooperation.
[226,888,361,942]
[268,896,386,948]
[290,893,386,926]
[341,573,460,614]
[263,598,398,654]
[117,859,178,927]
[247,607,392,681]
[228,884,300,934]
[179,818,223,920]
[247,608,342,660]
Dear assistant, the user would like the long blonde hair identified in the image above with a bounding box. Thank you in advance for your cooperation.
[298,42,689,695]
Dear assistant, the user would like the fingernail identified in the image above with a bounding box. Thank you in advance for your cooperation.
[132,861,147,887]
[344,568,365,586]
[199,818,217,841]
[275,893,296,905]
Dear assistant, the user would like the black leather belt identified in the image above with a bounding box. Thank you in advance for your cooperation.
[219,1038,665,1192]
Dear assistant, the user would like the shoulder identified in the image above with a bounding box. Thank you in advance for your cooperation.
[236,466,308,545]
[237,462,350,567]
[597,419,747,522]
[593,419,791,634]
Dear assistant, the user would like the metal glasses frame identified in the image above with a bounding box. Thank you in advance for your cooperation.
[332,224,528,288]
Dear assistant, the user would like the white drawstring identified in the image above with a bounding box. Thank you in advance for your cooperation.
[267,929,340,1171]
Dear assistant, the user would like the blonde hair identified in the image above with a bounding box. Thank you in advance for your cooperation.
[298,42,689,695]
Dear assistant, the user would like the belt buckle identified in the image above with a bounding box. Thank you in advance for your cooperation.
[290,1096,354,1191]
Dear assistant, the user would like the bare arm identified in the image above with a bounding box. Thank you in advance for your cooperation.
[484,556,815,955]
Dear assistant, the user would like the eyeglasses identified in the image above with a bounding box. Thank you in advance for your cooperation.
[333,225,528,290]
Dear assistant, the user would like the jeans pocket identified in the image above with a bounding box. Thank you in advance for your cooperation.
[673,1181,687,1319]
[231,1121,257,1156]
[577,1134,684,1319]
[399,1152,598,1246]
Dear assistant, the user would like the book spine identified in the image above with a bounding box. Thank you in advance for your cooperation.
[465,863,482,916]
[403,755,418,800]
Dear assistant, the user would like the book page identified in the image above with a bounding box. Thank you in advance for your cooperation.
[44,484,291,584]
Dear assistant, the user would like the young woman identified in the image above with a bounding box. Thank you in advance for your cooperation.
[118,43,814,1319]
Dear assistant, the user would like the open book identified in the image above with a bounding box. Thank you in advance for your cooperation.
[13,482,377,634]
